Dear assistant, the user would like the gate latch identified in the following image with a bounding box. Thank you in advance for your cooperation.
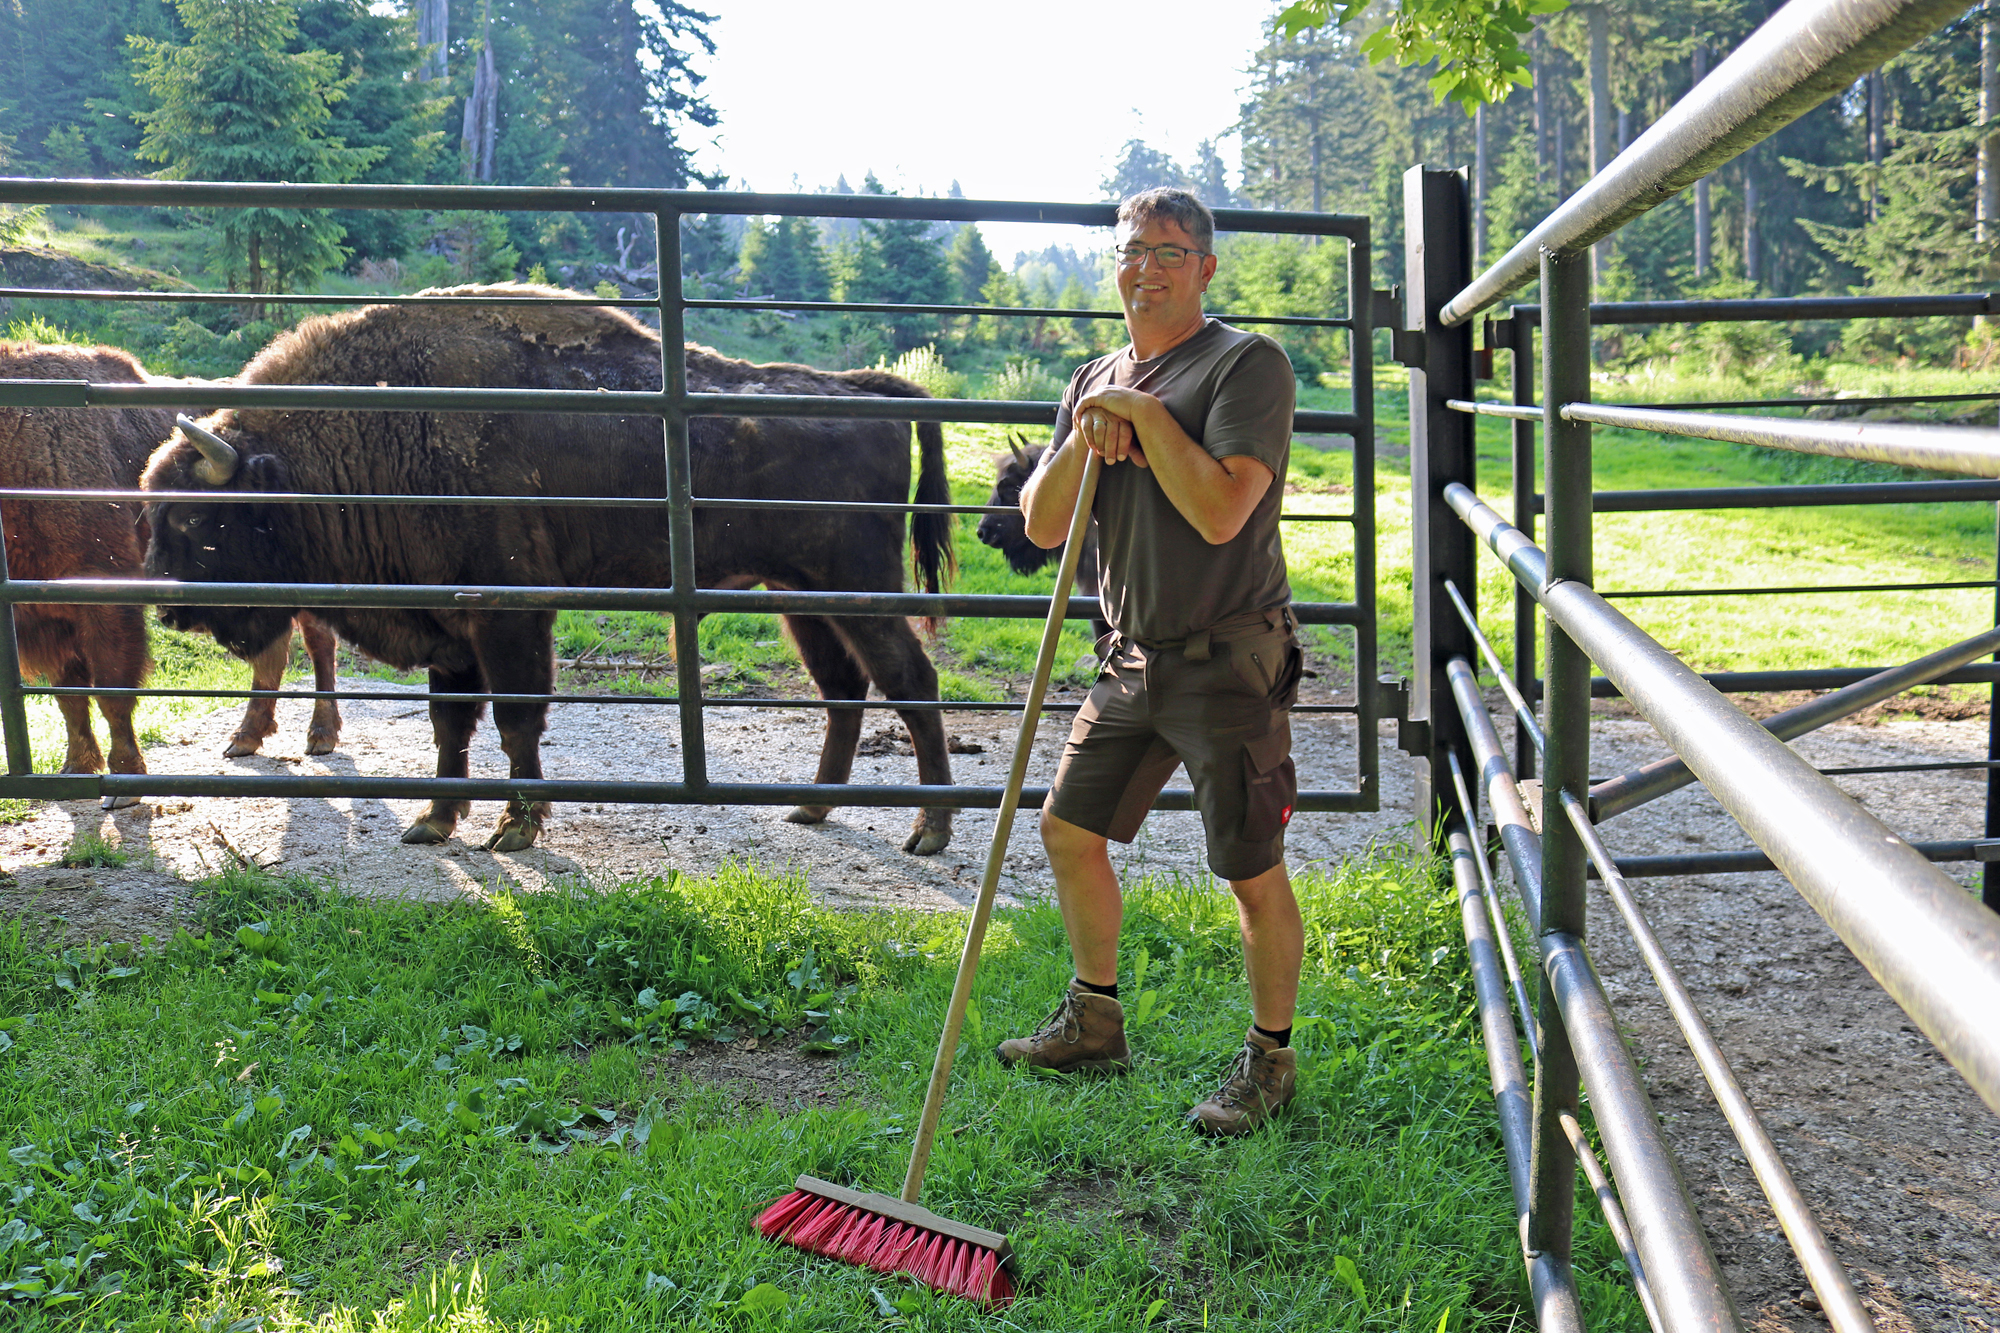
[1376,674,1431,755]
[1371,288,1425,367]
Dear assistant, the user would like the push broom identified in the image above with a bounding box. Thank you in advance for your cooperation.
[755,450,1104,1306]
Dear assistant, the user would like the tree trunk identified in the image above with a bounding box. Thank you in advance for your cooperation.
[462,9,498,185]
[1743,158,1760,286]
[1980,16,1997,244]
[1693,47,1711,278]
[1534,29,1550,190]
[1474,103,1489,265]
[1868,69,1885,223]
[1588,4,1611,279]
[416,0,447,82]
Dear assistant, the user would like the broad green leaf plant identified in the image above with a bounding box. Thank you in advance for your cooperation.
[1278,0,1569,111]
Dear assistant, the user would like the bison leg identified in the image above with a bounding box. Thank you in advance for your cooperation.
[401,664,483,845]
[837,616,954,856]
[54,662,105,777]
[93,604,149,811]
[300,614,342,755]
[477,613,555,853]
[225,630,290,758]
[782,614,867,828]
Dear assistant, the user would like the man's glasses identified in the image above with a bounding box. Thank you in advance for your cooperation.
[1113,242,1206,269]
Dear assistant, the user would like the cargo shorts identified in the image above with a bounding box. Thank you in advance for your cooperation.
[1046,613,1303,882]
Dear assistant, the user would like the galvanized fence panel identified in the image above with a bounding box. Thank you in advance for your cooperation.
[1401,0,2000,1325]
[0,182,1378,819]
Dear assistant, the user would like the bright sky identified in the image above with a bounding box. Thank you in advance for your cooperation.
[692,1,1276,264]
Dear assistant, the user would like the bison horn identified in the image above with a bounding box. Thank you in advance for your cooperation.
[1007,432,1031,470]
[176,414,239,485]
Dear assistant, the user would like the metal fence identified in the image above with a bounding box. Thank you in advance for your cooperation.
[1398,0,2000,1327]
[0,182,1380,825]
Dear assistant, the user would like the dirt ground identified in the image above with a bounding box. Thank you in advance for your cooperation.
[1,671,1994,1329]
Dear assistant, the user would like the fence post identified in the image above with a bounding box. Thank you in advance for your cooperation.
[656,209,707,789]
[0,500,29,775]
[1404,165,1477,843]
[1348,223,1381,810]
[1509,314,1539,782]
[1988,499,1999,912]
[1528,245,1591,1282]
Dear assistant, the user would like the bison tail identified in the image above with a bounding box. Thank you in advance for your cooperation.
[911,419,955,634]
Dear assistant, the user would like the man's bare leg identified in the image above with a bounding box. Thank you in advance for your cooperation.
[1039,808,1123,986]
[1228,861,1303,1032]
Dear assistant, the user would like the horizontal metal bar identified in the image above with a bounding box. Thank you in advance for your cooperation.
[1566,664,2000,696]
[0,772,1373,813]
[1616,391,2000,410]
[1541,929,1745,1331]
[0,487,1024,517]
[1449,479,2000,1113]
[1528,479,2000,513]
[1441,0,1969,324]
[1560,789,1876,1330]
[1447,399,1546,421]
[1500,292,2000,328]
[0,380,1360,439]
[1603,840,1996,878]
[1448,659,1546,930]
[0,578,1364,629]
[1600,579,1996,599]
[23,683,1358,717]
[1591,622,2000,820]
[687,297,1353,329]
[1563,403,2000,478]
[1815,760,2000,775]
[1444,582,1547,757]
[0,287,663,310]
[0,178,1367,236]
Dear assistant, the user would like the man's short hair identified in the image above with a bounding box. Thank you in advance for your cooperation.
[1117,188,1215,255]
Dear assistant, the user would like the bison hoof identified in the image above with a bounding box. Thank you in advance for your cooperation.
[401,821,452,845]
[785,805,831,826]
[305,733,338,756]
[101,794,139,812]
[903,824,952,856]
[485,823,540,853]
[222,738,262,758]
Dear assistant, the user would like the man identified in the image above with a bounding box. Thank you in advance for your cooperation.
[1000,187,1304,1135]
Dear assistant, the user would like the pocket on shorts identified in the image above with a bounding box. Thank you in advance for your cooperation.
[1228,631,1303,705]
[1239,729,1296,843]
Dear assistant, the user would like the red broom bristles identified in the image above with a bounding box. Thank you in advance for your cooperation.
[754,1188,1015,1306]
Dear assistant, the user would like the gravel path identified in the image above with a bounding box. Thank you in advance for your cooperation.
[0,672,1992,1328]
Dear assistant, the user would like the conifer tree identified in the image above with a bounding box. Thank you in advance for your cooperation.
[129,0,383,298]
[947,224,998,305]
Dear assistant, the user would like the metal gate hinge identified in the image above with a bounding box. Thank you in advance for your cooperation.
[1371,287,1426,367]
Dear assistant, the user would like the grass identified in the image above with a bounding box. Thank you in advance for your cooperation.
[0,855,1644,1331]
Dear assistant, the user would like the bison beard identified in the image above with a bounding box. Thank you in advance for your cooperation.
[140,285,958,855]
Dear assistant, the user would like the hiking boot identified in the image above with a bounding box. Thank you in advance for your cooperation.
[1187,1028,1296,1135]
[994,981,1132,1074]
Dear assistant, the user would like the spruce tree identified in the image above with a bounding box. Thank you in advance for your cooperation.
[947,224,998,305]
[129,0,383,298]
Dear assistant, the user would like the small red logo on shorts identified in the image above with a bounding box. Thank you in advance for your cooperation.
[1280,805,1292,825]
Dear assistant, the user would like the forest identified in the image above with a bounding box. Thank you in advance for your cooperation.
[0,0,1993,378]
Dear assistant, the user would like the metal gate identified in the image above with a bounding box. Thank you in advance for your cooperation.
[0,182,1381,823]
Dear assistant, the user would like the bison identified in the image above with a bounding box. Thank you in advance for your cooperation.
[0,342,340,781]
[140,284,958,855]
[977,434,1108,645]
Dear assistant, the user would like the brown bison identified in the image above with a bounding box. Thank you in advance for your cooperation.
[977,434,1107,644]
[0,343,340,781]
[140,284,957,855]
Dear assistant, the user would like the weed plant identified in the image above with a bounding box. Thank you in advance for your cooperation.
[0,857,1642,1330]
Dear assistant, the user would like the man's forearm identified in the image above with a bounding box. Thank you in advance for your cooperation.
[1020,431,1089,548]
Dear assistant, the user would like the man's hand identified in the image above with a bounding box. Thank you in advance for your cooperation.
[1074,389,1155,468]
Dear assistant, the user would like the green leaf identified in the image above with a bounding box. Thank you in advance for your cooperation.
[1335,1254,1366,1303]
[1143,1297,1168,1327]
[737,1282,789,1314]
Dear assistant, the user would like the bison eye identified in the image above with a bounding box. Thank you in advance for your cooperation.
[170,512,203,535]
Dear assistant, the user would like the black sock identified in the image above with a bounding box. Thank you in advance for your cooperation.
[1253,1023,1292,1049]
[1073,976,1119,1000]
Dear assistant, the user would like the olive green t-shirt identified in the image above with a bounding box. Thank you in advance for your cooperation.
[1047,319,1294,642]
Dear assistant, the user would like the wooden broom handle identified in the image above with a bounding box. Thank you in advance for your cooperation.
[901,449,1103,1204]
